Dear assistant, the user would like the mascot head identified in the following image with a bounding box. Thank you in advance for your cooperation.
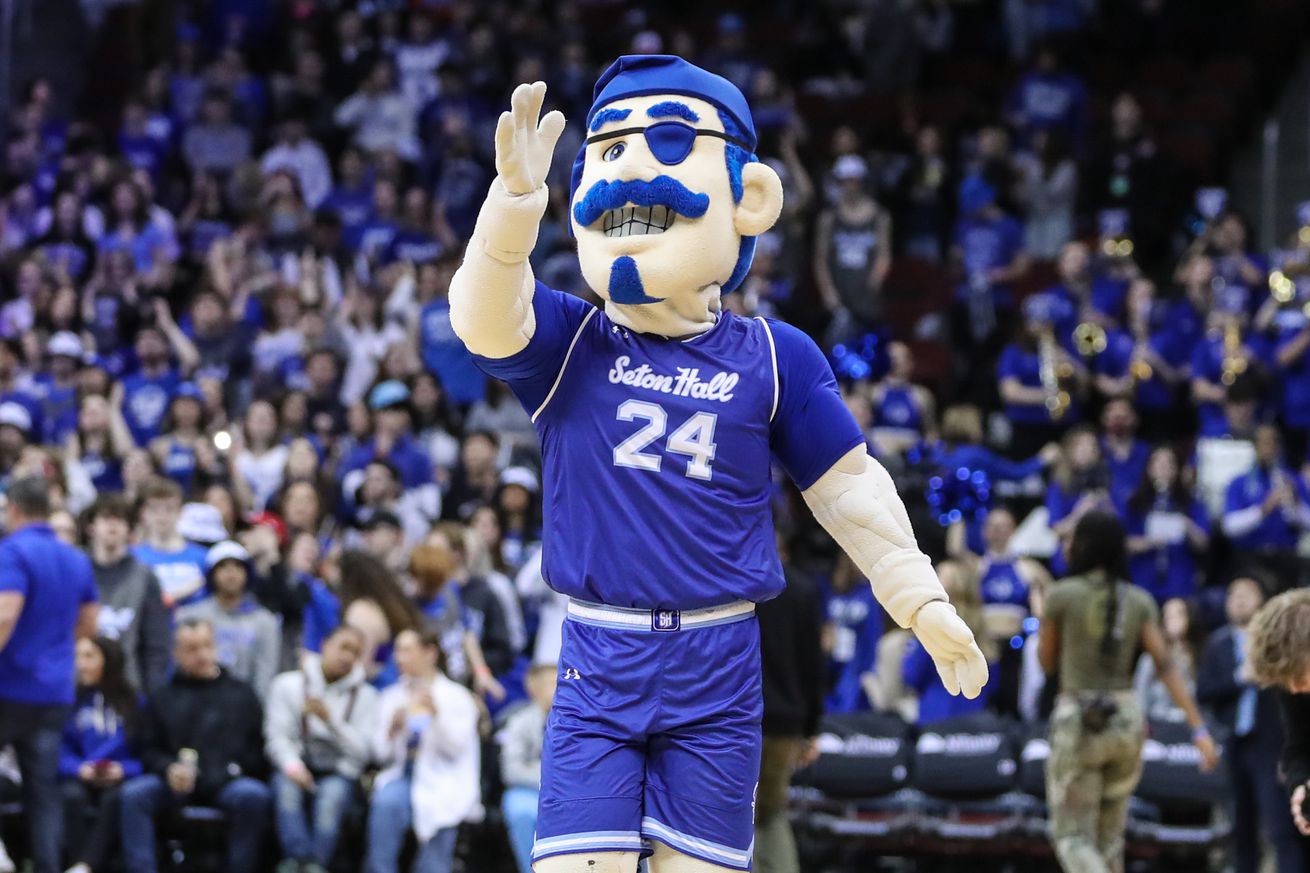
[569,55,783,336]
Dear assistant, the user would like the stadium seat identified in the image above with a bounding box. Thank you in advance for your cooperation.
[1132,719,1231,850]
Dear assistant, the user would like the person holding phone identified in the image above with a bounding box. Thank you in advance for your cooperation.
[59,637,142,873]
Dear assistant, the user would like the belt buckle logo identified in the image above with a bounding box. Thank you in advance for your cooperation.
[652,609,680,632]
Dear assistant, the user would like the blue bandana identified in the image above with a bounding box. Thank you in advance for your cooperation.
[569,54,758,208]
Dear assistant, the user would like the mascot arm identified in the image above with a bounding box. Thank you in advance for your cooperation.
[803,447,989,698]
[450,81,565,360]
[448,179,545,359]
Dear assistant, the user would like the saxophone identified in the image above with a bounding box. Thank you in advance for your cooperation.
[1039,326,1070,419]
[1221,320,1248,387]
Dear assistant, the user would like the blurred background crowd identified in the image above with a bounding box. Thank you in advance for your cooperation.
[0,0,1309,871]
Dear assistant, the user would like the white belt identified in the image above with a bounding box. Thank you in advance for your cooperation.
[566,599,755,632]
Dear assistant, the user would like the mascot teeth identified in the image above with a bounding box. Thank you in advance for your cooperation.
[602,205,676,238]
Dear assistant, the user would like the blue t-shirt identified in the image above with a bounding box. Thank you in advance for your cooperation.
[1124,495,1209,603]
[132,542,208,608]
[872,385,924,436]
[979,557,1029,608]
[997,342,1080,424]
[1272,307,1310,429]
[472,284,865,609]
[1224,466,1310,551]
[903,638,994,725]
[821,580,884,714]
[1102,438,1150,509]
[1094,329,1175,411]
[419,299,487,406]
[953,215,1025,307]
[0,524,98,705]
[120,370,181,446]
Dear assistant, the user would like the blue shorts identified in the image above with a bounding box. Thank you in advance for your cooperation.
[532,609,762,870]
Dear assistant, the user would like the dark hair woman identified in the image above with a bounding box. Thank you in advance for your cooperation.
[1038,511,1217,872]
[1123,446,1210,604]
[60,637,143,873]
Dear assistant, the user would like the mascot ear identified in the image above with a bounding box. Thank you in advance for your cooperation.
[733,162,784,238]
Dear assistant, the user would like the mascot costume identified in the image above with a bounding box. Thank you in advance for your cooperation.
[450,56,989,872]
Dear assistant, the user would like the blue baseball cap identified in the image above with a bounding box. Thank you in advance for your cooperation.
[570,55,757,208]
[368,380,410,411]
[172,381,203,402]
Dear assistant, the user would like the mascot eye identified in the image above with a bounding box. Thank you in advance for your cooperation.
[602,142,626,162]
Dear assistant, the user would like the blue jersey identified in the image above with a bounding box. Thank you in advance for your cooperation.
[979,556,1029,608]
[474,285,864,610]
[821,580,884,714]
[873,384,923,436]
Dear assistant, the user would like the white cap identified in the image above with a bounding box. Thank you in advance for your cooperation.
[500,466,540,494]
[47,331,84,359]
[178,502,228,545]
[0,402,32,435]
[205,540,251,571]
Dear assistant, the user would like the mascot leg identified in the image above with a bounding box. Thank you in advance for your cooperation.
[533,851,641,872]
[647,842,741,873]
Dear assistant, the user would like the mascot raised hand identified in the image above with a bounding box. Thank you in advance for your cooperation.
[450,56,988,873]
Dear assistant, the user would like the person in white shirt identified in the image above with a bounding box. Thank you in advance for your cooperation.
[261,116,332,209]
[366,629,480,873]
[499,663,557,873]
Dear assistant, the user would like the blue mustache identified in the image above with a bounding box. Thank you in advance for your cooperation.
[573,176,710,229]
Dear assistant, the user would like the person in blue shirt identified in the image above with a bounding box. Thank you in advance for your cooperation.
[32,332,83,445]
[998,293,1086,457]
[1184,212,1267,317]
[382,187,443,267]
[820,554,886,714]
[869,341,937,457]
[1221,425,1310,590]
[118,326,185,447]
[1092,278,1187,441]
[60,636,143,873]
[1044,241,1129,329]
[131,477,209,609]
[0,477,100,873]
[951,175,1029,355]
[338,381,438,505]
[320,146,374,238]
[1161,254,1215,364]
[1047,425,1114,576]
[416,257,487,407]
[1005,46,1087,146]
[1192,309,1267,439]
[1124,446,1211,604]
[350,179,400,263]
[1269,295,1310,465]
[1099,399,1150,510]
[903,561,996,724]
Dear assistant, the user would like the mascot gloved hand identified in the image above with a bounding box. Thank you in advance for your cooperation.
[451,56,987,873]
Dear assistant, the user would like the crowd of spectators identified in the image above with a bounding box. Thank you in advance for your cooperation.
[0,0,1308,871]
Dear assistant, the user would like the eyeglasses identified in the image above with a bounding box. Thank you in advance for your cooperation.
[585,121,752,166]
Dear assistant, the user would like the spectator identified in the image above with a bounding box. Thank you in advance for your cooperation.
[443,430,500,521]
[366,628,480,873]
[1133,597,1204,722]
[182,89,252,177]
[1015,130,1077,259]
[1123,447,1210,604]
[232,399,289,511]
[820,553,884,714]
[1046,425,1112,572]
[1197,578,1304,873]
[998,296,1084,456]
[120,618,271,873]
[60,636,142,873]
[132,477,209,609]
[499,662,558,873]
[0,477,99,873]
[869,342,937,457]
[334,60,421,163]
[465,506,528,652]
[178,541,281,697]
[265,624,378,873]
[1221,425,1310,589]
[813,155,892,344]
[88,493,171,694]
[414,256,487,408]
[1006,45,1087,145]
[261,114,332,210]
[1098,399,1150,509]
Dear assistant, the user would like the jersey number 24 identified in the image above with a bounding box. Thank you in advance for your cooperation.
[613,399,718,481]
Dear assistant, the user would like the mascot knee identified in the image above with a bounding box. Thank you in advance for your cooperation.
[647,842,742,873]
[533,851,641,873]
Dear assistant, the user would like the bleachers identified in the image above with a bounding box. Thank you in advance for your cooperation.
[790,710,1230,865]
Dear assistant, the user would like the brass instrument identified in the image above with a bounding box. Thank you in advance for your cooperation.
[1073,321,1107,357]
[1129,350,1153,385]
[1269,267,1310,317]
[1221,320,1248,387]
[1039,326,1071,419]
[1100,238,1134,259]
